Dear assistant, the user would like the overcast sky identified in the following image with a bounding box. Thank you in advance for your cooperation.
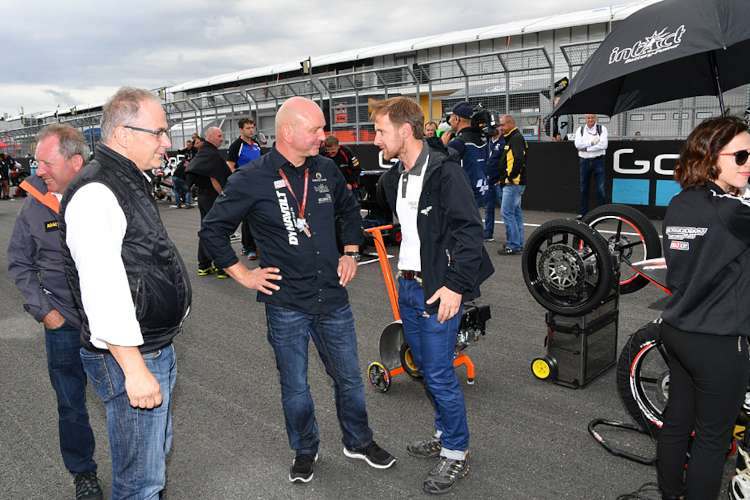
[0,0,628,118]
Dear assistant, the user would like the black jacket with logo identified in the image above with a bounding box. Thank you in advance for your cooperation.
[59,145,192,353]
[199,148,363,315]
[382,141,494,314]
[662,181,750,336]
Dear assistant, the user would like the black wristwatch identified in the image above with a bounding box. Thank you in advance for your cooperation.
[344,251,361,263]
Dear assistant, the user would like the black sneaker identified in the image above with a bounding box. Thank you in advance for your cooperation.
[343,441,396,469]
[407,436,442,459]
[74,470,103,500]
[498,247,521,256]
[289,453,318,483]
[423,455,469,494]
[217,272,229,279]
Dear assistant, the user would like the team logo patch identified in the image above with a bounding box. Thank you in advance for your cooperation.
[318,194,332,204]
[665,226,707,240]
[314,184,329,193]
[670,241,689,251]
[274,180,285,189]
[44,220,59,232]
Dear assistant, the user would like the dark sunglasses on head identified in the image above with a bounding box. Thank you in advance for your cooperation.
[719,149,750,166]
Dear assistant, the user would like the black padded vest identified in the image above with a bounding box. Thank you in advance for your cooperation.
[59,144,192,353]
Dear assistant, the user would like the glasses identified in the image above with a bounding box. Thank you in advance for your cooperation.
[124,125,168,141]
[718,149,750,166]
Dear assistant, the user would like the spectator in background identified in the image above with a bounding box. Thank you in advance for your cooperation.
[574,113,609,217]
[424,121,438,138]
[227,118,261,173]
[497,115,528,256]
[442,101,489,207]
[483,128,505,242]
[322,135,362,191]
[172,157,192,209]
[185,127,232,277]
[1,152,12,199]
[178,139,198,161]
[227,118,262,260]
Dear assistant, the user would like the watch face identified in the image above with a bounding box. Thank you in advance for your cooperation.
[346,252,361,262]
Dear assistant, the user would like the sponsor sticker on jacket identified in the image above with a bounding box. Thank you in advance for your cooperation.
[670,241,689,251]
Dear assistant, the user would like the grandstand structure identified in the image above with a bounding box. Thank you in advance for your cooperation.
[2,0,748,156]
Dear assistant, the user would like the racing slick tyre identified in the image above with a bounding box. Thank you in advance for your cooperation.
[399,341,422,379]
[616,320,666,438]
[522,218,614,316]
[581,204,661,295]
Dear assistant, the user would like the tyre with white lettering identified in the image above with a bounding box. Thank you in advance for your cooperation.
[581,204,661,294]
[616,320,666,437]
[522,218,614,316]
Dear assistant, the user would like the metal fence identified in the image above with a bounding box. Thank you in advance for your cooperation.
[3,41,749,156]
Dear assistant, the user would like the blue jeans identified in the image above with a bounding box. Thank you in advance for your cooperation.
[172,176,190,207]
[501,184,525,251]
[579,156,606,216]
[398,277,468,459]
[265,303,373,455]
[45,321,97,475]
[483,184,503,239]
[81,344,176,500]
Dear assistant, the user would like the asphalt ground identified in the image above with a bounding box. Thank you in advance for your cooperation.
[0,195,738,500]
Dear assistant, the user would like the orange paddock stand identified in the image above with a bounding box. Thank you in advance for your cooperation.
[364,225,479,393]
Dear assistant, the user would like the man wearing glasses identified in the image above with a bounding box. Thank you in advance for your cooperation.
[59,87,192,500]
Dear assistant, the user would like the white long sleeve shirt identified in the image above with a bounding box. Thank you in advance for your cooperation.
[64,182,144,350]
[574,123,609,159]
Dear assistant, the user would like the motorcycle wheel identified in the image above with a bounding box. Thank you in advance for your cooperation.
[582,204,662,295]
[616,320,666,438]
[522,218,614,316]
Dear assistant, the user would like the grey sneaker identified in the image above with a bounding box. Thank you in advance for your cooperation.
[406,436,441,459]
[74,470,103,500]
[423,455,469,494]
[289,453,318,483]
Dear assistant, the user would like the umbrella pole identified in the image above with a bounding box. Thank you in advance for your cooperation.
[710,50,726,115]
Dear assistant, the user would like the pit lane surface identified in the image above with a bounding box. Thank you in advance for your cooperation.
[0,198,735,499]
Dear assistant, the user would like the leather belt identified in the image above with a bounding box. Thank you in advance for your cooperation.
[401,270,422,280]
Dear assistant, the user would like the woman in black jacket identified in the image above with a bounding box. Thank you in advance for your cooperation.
[658,116,750,500]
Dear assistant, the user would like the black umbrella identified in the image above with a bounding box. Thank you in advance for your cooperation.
[553,0,750,117]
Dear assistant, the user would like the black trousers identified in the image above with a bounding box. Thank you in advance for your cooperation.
[197,193,218,269]
[657,322,748,500]
[241,217,256,252]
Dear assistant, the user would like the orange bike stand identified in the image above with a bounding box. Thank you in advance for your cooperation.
[364,225,477,392]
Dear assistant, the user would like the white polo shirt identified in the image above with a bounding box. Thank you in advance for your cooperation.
[396,147,430,272]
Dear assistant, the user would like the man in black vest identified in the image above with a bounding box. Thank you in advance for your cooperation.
[59,87,192,500]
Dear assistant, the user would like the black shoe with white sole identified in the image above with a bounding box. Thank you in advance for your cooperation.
[289,453,318,483]
[344,441,396,469]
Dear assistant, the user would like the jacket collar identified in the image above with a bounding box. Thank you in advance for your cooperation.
[269,146,316,175]
[95,143,149,193]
